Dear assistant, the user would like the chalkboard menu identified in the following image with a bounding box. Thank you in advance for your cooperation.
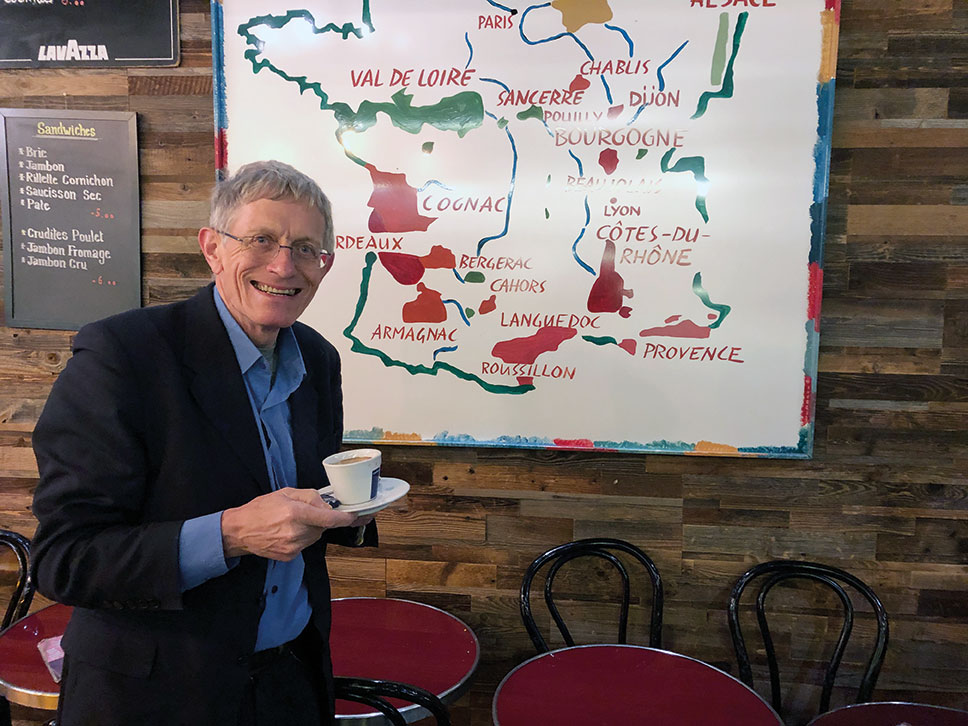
[0,0,178,69]
[1,109,141,330]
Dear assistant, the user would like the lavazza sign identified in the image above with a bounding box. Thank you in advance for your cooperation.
[36,39,108,62]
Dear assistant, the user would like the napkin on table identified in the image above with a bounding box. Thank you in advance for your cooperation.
[37,634,64,683]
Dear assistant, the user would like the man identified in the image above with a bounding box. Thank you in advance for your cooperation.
[31,160,375,725]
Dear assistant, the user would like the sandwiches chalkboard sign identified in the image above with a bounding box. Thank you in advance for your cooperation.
[0,0,178,69]
[1,109,141,330]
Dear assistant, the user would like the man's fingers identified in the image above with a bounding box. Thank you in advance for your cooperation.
[279,487,326,505]
[284,494,358,528]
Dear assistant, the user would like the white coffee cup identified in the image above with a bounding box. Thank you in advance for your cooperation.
[322,449,382,505]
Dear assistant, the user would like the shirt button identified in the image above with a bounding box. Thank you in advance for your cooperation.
[271,586,278,594]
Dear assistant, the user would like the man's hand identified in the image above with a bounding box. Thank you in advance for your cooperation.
[221,487,360,560]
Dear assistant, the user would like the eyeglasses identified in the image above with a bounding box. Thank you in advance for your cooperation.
[216,229,334,269]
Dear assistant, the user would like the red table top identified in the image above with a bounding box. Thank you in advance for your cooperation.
[493,644,783,726]
[807,702,968,726]
[0,602,72,709]
[330,597,480,721]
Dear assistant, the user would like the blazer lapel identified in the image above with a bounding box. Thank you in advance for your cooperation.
[184,285,271,493]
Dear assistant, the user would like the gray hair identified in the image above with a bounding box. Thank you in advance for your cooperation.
[210,160,335,252]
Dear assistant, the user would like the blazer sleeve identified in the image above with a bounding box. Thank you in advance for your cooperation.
[31,320,184,610]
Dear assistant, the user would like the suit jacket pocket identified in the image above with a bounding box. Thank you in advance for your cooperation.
[62,612,157,678]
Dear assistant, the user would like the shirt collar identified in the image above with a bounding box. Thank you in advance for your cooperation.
[212,285,306,384]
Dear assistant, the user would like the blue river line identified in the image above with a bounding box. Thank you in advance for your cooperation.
[531,111,555,139]
[599,77,613,105]
[452,268,465,284]
[464,33,473,69]
[572,196,595,275]
[485,0,515,12]
[656,40,689,92]
[477,112,517,256]
[568,150,583,175]
[433,345,459,360]
[480,76,510,93]
[417,179,453,193]
[604,23,633,56]
[442,300,471,326]
[627,102,649,125]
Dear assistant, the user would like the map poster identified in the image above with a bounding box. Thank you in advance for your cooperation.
[213,0,840,458]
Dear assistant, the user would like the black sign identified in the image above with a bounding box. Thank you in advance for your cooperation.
[1,109,141,330]
[0,0,178,69]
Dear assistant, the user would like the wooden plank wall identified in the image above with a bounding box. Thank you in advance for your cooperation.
[1,2,966,724]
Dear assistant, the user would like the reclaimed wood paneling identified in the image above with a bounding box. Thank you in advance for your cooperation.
[0,2,966,725]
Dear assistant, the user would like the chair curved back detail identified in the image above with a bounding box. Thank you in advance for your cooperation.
[0,530,34,629]
[520,537,663,653]
[333,676,451,726]
[728,560,889,718]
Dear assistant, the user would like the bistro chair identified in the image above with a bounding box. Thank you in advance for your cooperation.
[520,537,663,653]
[334,676,451,726]
[728,560,889,720]
[0,530,38,726]
[0,530,34,629]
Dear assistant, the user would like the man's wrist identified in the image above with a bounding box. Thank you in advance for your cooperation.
[220,506,247,558]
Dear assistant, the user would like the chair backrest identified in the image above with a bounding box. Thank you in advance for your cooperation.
[728,560,889,718]
[0,530,35,629]
[520,537,663,653]
[333,676,451,726]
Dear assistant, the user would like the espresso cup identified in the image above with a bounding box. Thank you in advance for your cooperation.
[322,449,382,505]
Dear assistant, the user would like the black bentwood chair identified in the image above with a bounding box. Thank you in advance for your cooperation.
[334,677,451,726]
[520,537,663,653]
[728,560,889,719]
[0,530,38,726]
[0,530,34,630]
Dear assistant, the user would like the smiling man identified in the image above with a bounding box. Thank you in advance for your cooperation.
[31,161,376,726]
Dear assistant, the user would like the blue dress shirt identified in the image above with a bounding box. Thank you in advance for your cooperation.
[177,286,312,651]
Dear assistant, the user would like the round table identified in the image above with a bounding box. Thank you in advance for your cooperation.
[493,644,782,726]
[0,602,72,710]
[807,702,968,726]
[330,597,480,723]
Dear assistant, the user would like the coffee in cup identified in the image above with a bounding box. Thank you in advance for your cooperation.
[322,448,381,505]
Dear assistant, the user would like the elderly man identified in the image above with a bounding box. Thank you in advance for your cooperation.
[31,161,374,725]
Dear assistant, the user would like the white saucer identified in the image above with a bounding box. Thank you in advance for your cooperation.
[317,477,410,516]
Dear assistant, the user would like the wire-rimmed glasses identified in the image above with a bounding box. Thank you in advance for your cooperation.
[216,229,334,269]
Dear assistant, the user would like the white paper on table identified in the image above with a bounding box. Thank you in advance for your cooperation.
[37,634,64,683]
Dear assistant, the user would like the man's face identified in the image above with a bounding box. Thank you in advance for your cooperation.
[199,198,332,346]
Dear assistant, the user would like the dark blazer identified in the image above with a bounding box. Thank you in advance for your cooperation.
[31,284,372,726]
